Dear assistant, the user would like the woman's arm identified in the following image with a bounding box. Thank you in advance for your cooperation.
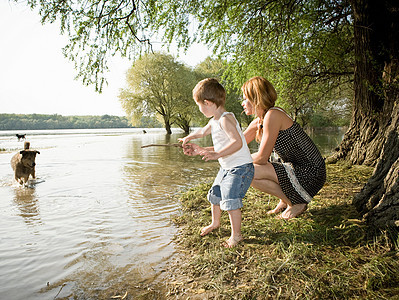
[252,110,282,165]
[243,118,258,144]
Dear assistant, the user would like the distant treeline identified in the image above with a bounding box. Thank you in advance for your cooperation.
[0,114,134,130]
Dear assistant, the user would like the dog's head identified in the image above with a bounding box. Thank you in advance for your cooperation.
[19,150,40,168]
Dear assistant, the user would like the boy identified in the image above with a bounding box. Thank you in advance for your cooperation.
[179,78,254,248]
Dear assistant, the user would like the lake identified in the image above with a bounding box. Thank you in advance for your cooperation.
[0,127,345,299]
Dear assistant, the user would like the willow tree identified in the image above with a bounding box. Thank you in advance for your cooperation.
[15,0,156,92]
[119,52,197,134]
[150,0,398,230]
[195,57,247,126]
[18,0,398,229]
[344,0,399,229]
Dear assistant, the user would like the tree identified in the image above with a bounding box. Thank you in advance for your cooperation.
[150,0,355,121]
[19,0,398,229]
[195,57,248,126]
[172,65,200,133]
[341,0,399,230]
[14,0,159,92]
[0,114,132,130]
[151,0,398,230]
[119,52,198,134]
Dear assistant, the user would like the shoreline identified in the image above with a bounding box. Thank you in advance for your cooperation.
[153,162,399,299]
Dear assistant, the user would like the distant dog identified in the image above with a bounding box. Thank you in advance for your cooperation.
[16,134,26,141]
[11,141,40,185]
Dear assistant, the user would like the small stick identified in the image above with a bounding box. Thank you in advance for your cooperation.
[141,143,183,148]
[54,283,66,299]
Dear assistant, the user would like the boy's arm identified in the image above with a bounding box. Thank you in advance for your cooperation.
[200,115,242,161]
[179,123,212,146]
[183,143,215,156]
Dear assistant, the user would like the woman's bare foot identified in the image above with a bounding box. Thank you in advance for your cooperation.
[222,235,243,248]
[200,224,219,236]
[267,200,288,215]
[278,204,308,220]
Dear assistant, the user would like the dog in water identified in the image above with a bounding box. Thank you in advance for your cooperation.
[11,141,40,185]
[16,134,26,141]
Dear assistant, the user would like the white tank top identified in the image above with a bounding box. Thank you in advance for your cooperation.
[209,112,253,169]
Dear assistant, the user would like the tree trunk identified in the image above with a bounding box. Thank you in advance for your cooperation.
[180,120,190,134]
[165,121,172,135]
[329,0,399,229]
[353,100,399,228]
[182,124,190,134]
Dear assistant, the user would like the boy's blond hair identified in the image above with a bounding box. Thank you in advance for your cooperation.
[193,78,226,107]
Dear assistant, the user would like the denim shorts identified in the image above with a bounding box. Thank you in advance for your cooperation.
[207,163,254,211]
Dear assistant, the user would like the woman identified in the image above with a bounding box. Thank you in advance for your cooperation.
[241,76,326,219]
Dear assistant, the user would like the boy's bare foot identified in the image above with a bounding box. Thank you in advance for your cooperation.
[222,235,243,248]
[278,204,308,220]
[200,224,219,236]
[267,200,287,215]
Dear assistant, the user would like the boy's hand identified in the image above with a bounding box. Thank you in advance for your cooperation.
[182,143,200,156]
[178,136,191,146]
[198,149,220,161]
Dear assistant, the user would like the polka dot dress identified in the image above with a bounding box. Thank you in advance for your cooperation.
[271,122,326,205]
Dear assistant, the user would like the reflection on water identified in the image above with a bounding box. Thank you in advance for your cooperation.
[308,128,346,156]
[13,186,41,226]
[0,128,219,299]
[0,128,343,299]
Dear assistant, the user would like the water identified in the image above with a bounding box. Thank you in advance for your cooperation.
[307,128,346,156]
[0,127,344,299]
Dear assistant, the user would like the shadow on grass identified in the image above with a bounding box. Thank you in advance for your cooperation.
[167,163,399,300]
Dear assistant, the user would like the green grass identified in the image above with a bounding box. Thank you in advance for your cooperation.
[164,163,399,299]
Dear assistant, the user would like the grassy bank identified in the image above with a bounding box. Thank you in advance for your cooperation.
[161,163,399,299]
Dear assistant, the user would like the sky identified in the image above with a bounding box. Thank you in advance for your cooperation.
[0,1,211,116]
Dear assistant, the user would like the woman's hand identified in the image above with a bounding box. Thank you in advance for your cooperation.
[251,152,267,165]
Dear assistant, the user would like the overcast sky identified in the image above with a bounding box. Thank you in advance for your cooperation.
[0,1,211,116]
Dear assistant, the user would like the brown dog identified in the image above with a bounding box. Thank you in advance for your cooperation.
[11,141,40,185]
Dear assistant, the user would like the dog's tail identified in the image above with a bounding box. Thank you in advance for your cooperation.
[24,141,30,150]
